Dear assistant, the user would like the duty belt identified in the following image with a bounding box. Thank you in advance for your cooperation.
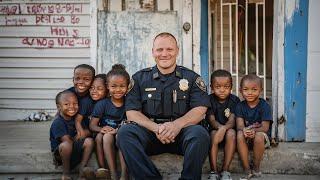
[150,118,174,123]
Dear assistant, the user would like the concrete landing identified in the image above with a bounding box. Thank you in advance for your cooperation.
[0,121,319,175]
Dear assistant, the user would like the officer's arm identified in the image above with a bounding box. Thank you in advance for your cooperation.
[126,110,159,133]
[173,106,207,128]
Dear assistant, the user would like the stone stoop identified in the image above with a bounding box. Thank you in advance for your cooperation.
[0,121,319,175]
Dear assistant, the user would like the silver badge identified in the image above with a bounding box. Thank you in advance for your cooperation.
[179,79,189,91]
[224,108,231,118]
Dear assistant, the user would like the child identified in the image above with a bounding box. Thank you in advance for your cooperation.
[207,70,240,180]
[68,64,95,140]
[89,73,110,178]
[89,64,130,180]
[235,74,272,179]
[50,90,94,180]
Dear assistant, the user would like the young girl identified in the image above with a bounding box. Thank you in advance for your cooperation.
[89,64,130,180]
[89,74,110,178]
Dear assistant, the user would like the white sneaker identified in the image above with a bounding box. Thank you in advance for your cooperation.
[220,171,232,180]
[208,171,220,180]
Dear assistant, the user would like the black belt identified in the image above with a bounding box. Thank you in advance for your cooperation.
[150,118,173,123]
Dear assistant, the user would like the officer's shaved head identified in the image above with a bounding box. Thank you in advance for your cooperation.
[153,32,178,47]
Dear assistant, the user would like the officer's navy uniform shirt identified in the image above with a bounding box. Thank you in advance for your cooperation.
[235,98,273,137]
[91,98,126,129]
[68,87,94,128]
[50,114,77,152]
[207,93,240,126]
[125,66,211,120]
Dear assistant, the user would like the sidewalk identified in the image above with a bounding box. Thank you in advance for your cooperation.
[0,121,319,176]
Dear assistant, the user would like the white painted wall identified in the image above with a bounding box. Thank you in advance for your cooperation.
[0,0,92,120]
[306,0,320,142]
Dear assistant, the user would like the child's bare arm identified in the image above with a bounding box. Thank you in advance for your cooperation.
[207,114,222,130]
[225,113,236,129]
[89,117,101,133]
[253,121,270,133]
[75,114,85,133]
[236,117,245,131]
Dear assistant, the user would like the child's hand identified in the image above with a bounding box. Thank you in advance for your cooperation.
[244,127,255,139]
[100,126,115,134]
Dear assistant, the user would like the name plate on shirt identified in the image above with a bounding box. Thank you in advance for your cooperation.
[145,88,157,92]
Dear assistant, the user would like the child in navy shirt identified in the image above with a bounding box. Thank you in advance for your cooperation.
[88,73,110,178]
[206,70,240,180]
[90,64,129,180]
[235,74,272,179]
[50,90,94,180]
[68,64,95,140]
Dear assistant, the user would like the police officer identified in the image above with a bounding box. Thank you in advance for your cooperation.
[117,32,210,180]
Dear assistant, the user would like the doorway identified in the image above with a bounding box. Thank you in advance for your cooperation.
[209,0,273,100]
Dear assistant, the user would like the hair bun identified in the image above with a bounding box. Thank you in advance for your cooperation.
[112,64,126,71]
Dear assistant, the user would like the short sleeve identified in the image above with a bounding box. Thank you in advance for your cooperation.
[230,95,241,114]
[261,101,272,121]
[91,100,106,118]
[235,102,244,118]
[51,120,67,140]
[78,96,93,116]
[125,75,142,111]
[189,76,211,109]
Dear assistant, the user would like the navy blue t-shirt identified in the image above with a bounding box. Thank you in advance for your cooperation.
[68,87,94,128]
[91,98,126,129]
[207,94,240,125]
[49,114,77,151]
[235,98,273,137]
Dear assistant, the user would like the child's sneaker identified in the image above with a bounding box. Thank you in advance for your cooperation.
[208,171,220,180]
[220,171,232,180]
[239,171,253,180]
[95,168,111,179]
[252,170,262,178]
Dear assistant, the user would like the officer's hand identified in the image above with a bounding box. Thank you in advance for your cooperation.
[156,124,174,144]
[159,122,181,142]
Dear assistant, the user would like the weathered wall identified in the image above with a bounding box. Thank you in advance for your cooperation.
[306,0,320,142]
[0,0,91,120]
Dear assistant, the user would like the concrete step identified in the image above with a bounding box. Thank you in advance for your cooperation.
[0,121,319,175]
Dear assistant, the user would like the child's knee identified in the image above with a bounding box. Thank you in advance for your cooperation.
[59,141,73,155]
[254,132,265,145]
[103,133,114,144]
[95,133,103,143]
[84,137,94,148]
[226,129,236,140]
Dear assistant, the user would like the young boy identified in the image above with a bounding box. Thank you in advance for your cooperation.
[50,90,94,180]
[235,74,272,179]
[68,64,95,140]
[207,69,240,180]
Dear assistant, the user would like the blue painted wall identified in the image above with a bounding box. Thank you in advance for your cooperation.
[284,0,309,141]
[200,0,209,86]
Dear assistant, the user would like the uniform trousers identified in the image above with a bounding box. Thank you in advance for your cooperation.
[117,123,210,180]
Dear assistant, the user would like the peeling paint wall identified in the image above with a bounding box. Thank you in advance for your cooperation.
[97,11,180,76]
[306,0,320,142]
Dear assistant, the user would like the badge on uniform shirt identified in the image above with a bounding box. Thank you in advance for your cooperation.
[179,79,189,91]
[224,108,231,118]
[195,77,206,92]
[127,78,134,93]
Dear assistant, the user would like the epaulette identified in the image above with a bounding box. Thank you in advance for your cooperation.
[141,67,153,72]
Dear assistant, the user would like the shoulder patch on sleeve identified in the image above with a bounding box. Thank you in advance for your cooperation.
[127,78,135,94]
[195,77,207,92]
